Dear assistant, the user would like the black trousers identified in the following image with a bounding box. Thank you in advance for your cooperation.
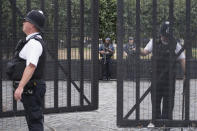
[151,80,175,120]
[21,81,46,131]
[101,58,112,80]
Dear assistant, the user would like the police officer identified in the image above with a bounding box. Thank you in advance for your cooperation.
[124,37,136,80]
[141,21,186,120]
[124,37,136,56]
[99,37,115,80]
[14,10,46,131]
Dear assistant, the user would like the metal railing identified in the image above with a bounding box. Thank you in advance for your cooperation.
[117,0,197,128]
[0,0,99,118]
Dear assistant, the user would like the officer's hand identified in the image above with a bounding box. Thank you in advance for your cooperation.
[107,49,113,52]
[100,51,105,54]
[14,87,24,101]
[123,52,128,57]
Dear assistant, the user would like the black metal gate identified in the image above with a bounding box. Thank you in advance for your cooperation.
[117,0,197,127]
[0,0,99,118]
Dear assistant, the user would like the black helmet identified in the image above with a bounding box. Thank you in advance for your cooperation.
[24,10,45,31]
[160,21,170,37]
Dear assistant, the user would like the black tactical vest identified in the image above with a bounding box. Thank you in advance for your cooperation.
[154,38,177,83]
[6,34,46,80]
[31,36,46,79]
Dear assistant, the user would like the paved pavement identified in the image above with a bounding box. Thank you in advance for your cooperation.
[0,81,197,131]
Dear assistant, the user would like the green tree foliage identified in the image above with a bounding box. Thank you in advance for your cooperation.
[124,0,197,46]
[99,0,117,41]
[1,0,197,45]
[1,0,92,47]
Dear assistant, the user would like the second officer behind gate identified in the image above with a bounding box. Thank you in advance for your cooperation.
[140,21,186,121]
[13,10,46,131]
[123,37,136,80]
[99,37,115,80]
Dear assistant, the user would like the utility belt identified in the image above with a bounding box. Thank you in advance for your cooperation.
[13,80,43,95]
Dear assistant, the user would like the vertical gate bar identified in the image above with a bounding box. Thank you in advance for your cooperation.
[168,0,174,120]
[66,0,72,107]
[185,0,191,121]
[26,0,31,13]
[80,0,84,106]
[40,0,45,12]
[135,0,141,120]
[40,0,45,109]
[91,0,99,109]
[117,0,124,125]
[0,0,2,113]
[54,0,59,108]
[11,0,17,112]
[152,0,157,121]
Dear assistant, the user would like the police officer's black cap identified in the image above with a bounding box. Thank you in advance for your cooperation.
[129,37,134,40]
[160,21,170,37]
[24,10,45,31]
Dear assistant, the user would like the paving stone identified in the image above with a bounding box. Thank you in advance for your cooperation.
[1,81,197,131]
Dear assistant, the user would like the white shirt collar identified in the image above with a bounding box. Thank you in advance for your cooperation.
[26,32,40,41]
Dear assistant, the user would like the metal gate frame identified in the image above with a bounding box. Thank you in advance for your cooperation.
[0,0,99,118]
[117,0,196,127]
[0,0,2,115]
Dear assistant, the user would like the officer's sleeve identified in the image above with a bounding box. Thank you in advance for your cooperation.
[123,44,126,50]
[123,44,128,52]
[111,44,115,51]
[26,39,43,67]
[144,39,153,53]
[99,44,104,51]
[176,43,185,60]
